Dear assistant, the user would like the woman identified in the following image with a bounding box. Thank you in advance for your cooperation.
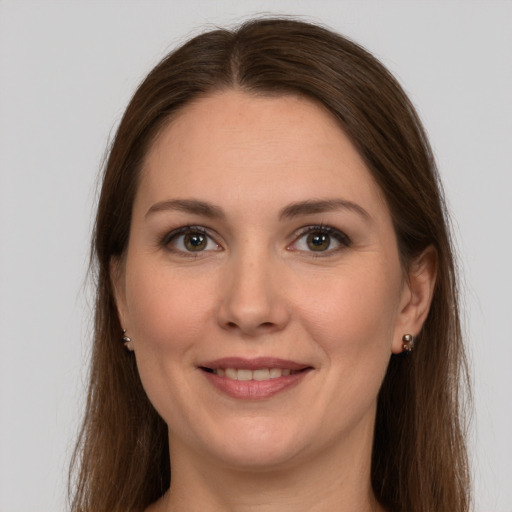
[70,18,471,512]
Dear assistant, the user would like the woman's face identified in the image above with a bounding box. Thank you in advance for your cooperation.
[114,90,417,471]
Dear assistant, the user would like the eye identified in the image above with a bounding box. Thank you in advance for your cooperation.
[163,226,221,254]
[290,226,351,254]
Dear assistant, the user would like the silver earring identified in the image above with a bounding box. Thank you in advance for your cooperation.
[402,333,415,352]
[122,329,133,351]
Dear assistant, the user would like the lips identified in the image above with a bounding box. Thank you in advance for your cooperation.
[199,357,313,399]
[206,367,297,381]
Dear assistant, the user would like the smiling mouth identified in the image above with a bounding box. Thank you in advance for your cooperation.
[199,358,313,399]
[200,367,308,381]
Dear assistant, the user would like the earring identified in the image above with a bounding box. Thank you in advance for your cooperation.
[402,333,415,353]
[122,329,134,351]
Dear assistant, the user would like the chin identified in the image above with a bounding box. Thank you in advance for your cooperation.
[213,444,304,473]
[192,418,317,472]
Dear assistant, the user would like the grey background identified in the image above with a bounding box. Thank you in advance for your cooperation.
[1,1,511,510]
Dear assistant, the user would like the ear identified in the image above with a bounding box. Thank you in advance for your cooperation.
[391,246,438,354]
[110,256,129,330]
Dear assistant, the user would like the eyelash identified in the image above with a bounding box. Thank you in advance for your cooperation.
[161,226,220,257]
[290,225,352,255]
[160,224,352,256]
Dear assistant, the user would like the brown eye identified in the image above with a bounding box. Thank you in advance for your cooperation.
[306,232,331,251]
[289,226,351,255]
[164,227,221,254]
[184,232,207,251]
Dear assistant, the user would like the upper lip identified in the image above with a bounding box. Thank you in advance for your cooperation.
[199,357,311,371]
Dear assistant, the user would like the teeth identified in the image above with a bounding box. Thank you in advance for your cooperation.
[253,368,270,381]
[212,367,300,381]
[225,368,237,379]
[237,369,252,381]
[269,368,282,379]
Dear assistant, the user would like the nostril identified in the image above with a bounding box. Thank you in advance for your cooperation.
[225,320,276,331]
[222,320,277,335]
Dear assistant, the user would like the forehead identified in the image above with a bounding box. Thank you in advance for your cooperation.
[137,90,387,218]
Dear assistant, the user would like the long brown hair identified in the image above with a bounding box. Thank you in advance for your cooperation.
[70,18,471,512]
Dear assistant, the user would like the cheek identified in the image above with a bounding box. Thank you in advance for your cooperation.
[126,264,217,349]
[295,264,402,425]
[123,257,219,418]
[296,263,402,362]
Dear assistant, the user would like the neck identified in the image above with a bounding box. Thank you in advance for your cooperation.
[150,420,385,512]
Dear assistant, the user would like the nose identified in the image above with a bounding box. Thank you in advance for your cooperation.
[216,248,290,337]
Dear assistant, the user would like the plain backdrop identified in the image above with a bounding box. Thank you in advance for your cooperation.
[1,1,511,511]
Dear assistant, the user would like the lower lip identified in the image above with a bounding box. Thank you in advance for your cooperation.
[201,370,311,399]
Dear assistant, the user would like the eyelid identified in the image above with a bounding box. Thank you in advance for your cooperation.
[161,225,222,255]
[288,225,352,254]
[159,224,351,256]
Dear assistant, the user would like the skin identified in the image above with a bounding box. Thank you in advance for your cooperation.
[112,90,436,512]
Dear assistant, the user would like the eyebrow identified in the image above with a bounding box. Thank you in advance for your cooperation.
[145,199,225,219]
[279,199,371,221]
[145,198,370,221]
